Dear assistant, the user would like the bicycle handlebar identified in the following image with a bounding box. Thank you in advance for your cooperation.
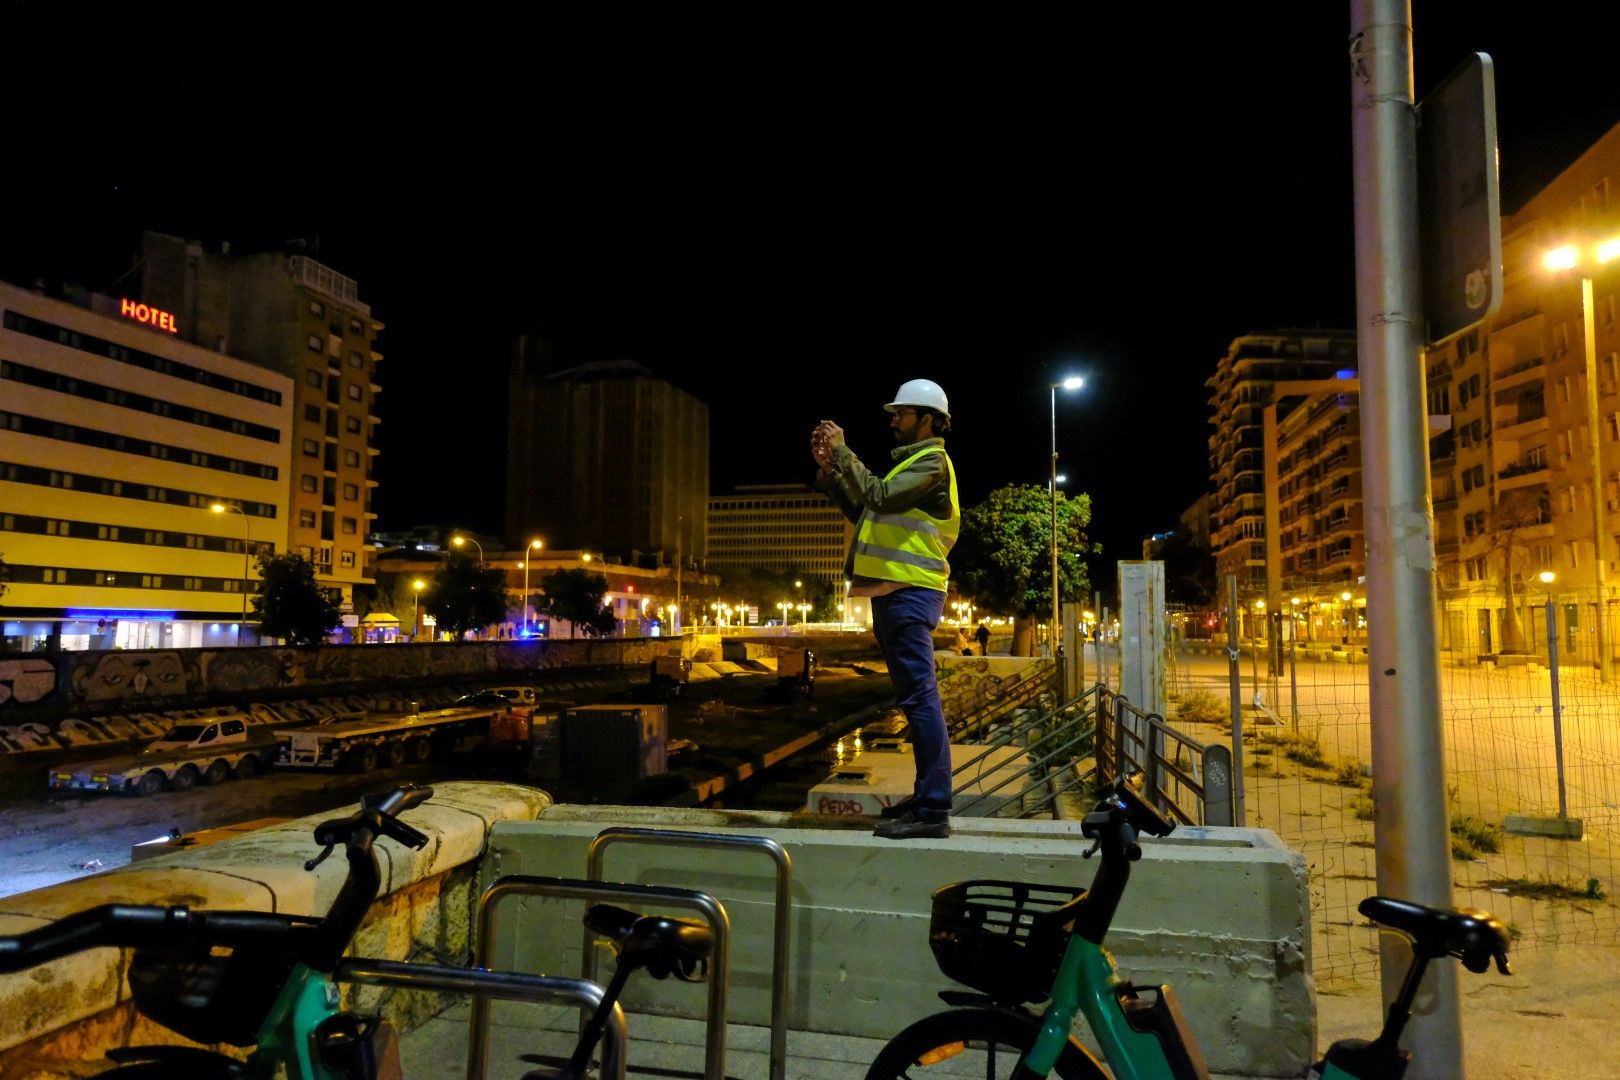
[0,785,434,977]
[1073,775,1176,943]
[0,906,319,973]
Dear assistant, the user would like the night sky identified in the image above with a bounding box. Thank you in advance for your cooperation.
[2,8,1616,576]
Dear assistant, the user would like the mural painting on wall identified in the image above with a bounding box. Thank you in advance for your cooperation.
[0,657,59,707]
[69,651,198,703]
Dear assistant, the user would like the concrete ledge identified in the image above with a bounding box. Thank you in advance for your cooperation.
[0,781,549,1074]
[481,805,1313,1078]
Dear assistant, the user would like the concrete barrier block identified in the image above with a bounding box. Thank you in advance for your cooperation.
[483,804,1313,1078]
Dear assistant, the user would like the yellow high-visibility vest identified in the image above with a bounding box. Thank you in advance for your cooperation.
[852,446,959,592]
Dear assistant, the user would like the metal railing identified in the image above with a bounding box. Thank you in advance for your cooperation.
[470,878,729,1080]
[1095,687,1234,826]
[584,828,792,1080]
[947,660,1059,740]
[949,685,1101,818]
[333,957,627,1080]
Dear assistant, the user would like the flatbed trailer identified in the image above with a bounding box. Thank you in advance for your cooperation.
[274,705,506,771]
[48,740,277,796]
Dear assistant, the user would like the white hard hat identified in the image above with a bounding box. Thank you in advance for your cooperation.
[885,379,950,423]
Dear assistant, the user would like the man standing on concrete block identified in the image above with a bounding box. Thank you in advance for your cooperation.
[813,379,959,840]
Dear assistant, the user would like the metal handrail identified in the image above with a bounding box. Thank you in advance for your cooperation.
[1096,688,1233,826]
[950,687,1100,818]
[585,828,792,1080]
[333,957,627,1080]
[947,664,1057,739]
[470,877,729,1080]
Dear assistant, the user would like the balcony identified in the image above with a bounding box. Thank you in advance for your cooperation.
[1491,356,1545,393]
[1497,460,1549,493]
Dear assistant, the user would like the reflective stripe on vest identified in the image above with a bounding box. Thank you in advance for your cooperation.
[851,446,959,592]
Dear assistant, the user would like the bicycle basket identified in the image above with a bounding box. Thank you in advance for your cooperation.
[928,879,1083,1004]
[129,941,302,1046]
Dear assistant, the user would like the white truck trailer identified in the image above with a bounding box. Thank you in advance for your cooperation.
[48,715,274,796]
[274,705,502,771]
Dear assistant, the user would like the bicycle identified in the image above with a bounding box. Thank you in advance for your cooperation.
[0,785,437,1079]
[0,781,722,1080]
[864,777,1513,1080]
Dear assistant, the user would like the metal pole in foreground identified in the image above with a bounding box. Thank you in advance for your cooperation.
[1050,384,1062,680]
[1225,575,1246,826]
[1545,598,1570,819]
[1581,275,1613,683]
[1349,0,1461,1068]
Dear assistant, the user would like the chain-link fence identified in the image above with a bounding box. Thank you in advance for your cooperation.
[1157,594,1619,988]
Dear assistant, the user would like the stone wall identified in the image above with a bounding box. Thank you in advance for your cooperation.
[0,638,681,754]
[0,781,548,1077]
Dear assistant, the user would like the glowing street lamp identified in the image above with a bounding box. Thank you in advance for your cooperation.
[411,578,425,641]
[521,538,543,635]
[451,534,484,565]
[210,502,249,646]
[1542,235,1620,682]
[1049,375,1085,669]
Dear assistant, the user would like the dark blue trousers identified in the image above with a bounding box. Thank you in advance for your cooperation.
[871,587,950,814]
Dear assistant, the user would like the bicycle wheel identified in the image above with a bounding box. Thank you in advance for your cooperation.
[865,1007,1107,1080]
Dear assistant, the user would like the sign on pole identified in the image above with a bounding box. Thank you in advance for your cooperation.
[1417,52,1501,346]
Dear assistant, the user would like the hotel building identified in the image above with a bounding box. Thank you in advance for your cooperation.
[0,281,292,650]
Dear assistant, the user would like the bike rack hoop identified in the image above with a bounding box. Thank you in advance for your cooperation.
[334,956,627,1080]
[470,877,729,1080]
[586,827,792,1080]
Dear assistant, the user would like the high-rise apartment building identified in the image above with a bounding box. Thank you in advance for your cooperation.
[1263,379,1364,641]
[706,484,855,587]
[1206,331,1358,590]
[506,357,707,565]
[1428,123,1620,659]
[0,281,292,650]
[138,234,382,609]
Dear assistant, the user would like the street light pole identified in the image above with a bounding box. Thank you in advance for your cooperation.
[1544,239,1619,680]
[522,538,543,635]
[1049,377,1083,673]
[452,534,484,565]
[210,502,249,646]
[411,578,425,641]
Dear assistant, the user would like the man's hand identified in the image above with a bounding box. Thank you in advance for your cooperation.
[811,420,844,471]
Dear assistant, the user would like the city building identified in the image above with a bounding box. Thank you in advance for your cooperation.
[1263,377,1364,644]
[0,280,292,650]
[505,356,707,566]
[138,233,382,612]
[706,484,856,588]
[1428,122,1620,661]
[1206,330,1358,592]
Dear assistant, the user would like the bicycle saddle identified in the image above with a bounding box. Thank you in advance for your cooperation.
[584,903,713,980]
[1359,896,1512,973]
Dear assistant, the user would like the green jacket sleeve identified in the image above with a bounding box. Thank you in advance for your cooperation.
[821,443,951,519]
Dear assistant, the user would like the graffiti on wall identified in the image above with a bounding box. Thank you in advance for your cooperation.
[0,657,59,706]
[936,655,1055,726]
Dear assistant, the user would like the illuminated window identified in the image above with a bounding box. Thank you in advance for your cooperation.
[341,516,357,534]
[301,474,319,493]
[309,301,324,318]
[350,318,363,335]
[342,483,359,500]
[340,551,356,568]
[349,352,365,369]
[302,438,319,456]
[347,384,362,401]
[299,509,317,528]
[346,416,362,433]
[306,369,323,387]
[307,335,322,352]
[343,449,360,467]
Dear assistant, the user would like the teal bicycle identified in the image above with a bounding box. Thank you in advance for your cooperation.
[0,785,436,1079]
[864,778,1512,1080]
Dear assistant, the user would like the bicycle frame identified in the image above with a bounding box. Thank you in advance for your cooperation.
[1023,937,1177,1080]
[248,963,347,1080]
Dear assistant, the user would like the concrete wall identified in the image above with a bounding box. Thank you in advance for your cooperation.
[480,804,1315,1078]
[0,781,548,1077]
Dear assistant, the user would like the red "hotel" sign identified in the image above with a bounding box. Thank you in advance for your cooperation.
[119,298,178,333]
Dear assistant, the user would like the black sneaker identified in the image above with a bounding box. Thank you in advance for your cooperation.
[878,798,917,820]
[873,810,950,840]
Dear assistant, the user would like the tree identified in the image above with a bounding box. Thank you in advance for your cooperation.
[1491,488,1550,654]
[536,568,613,639]
[722,566,832,622]
[951,484,1096,654]
[252,552,341,646]
[423,552,509,640]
